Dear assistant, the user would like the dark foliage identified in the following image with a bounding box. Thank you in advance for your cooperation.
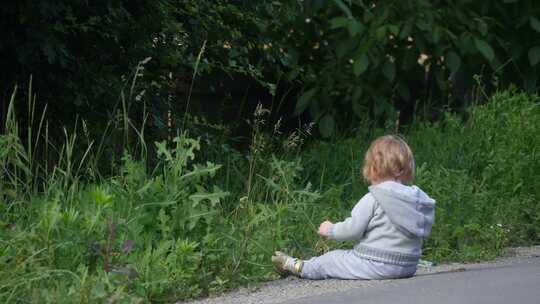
[1,1,539,137]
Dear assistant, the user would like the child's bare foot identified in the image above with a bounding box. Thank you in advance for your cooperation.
[271,251,303,276]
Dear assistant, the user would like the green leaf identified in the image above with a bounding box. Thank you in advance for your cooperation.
[528,46,540,66]
[375,26,387,41]
[353,54,369,76]
[446,51,462,74]
[474,39,495,61]
[155,141,172,161]
[190,187,228,207]
[432,27,442,43]
[388,25,399,36]
[477,20,488,36]
[415,20,430,31]
[330,17,349,29]
[530,17,540,33]
[399,22,413,39]
[295,88,317,115]
[348,20,365,36]
[91,187,113,206]
[333,0,352,18]
[318,114,335,138]
[382,61,396,81]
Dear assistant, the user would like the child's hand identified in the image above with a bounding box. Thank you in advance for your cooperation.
[318,220,334,237]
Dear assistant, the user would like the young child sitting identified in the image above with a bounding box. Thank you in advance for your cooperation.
[272,135,436,280]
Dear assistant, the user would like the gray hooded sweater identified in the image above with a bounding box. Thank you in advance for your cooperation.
[328,181,436,266]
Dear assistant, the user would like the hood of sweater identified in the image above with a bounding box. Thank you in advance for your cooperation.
[368,181,435,238]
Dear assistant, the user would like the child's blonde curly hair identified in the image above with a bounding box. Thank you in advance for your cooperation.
[362,135,415,184]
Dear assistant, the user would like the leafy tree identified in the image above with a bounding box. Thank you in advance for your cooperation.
[2,0,539,138]
[278,0,540,136]
[0,0,183,123]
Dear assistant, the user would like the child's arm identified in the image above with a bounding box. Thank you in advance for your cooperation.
[326,194,376,241]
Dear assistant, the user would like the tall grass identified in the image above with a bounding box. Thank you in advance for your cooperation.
[300,89,540,261]
[1,87,539,302]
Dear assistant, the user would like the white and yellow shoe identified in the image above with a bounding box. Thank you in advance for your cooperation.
[271,251,303,276]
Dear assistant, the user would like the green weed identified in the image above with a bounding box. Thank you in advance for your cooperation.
[1,89,539,302]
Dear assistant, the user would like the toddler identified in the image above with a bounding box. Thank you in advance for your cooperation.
[272,135,435,280]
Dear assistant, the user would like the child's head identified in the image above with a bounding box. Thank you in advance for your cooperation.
[362,135,415,185]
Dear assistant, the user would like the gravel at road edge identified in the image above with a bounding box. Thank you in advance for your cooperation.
[181,246,540,304]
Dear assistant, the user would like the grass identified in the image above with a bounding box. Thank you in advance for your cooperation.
[1,87,539,303]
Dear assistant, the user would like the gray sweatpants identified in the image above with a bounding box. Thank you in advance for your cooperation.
[301,249,417,280]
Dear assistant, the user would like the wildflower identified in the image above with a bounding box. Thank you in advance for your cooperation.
[418,53,429,66]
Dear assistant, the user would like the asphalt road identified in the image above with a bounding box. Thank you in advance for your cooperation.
[280,257,540,304]
[184,247,540,304]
